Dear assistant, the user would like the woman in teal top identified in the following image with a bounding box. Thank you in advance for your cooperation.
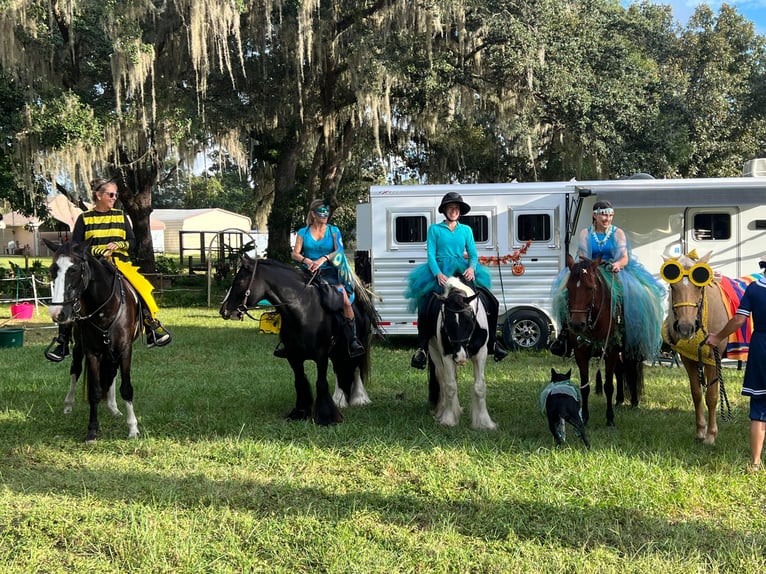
[290,199,364,358]
[406,192,507,368]
[550,199,665,360]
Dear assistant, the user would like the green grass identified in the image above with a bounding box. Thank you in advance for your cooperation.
[1,305,764,573]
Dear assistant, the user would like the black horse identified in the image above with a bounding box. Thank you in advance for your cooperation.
[219,256,378,425]
[44,238,142,442]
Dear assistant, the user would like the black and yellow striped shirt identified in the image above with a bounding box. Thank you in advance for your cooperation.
[72,208,135,261]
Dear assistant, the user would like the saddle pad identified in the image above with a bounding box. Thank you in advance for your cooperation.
[719,275,755,361]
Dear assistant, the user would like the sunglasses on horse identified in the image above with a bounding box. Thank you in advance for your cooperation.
[660,260,714,287]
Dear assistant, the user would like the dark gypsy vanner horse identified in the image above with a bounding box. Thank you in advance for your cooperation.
[422,276,496,429]
[564,255,644,427]
[43,238,142,442]
[661,251,747,445]
[219,257,378,425]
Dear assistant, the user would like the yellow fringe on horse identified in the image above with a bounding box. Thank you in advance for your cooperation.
[664,282,732,366]
[113,259,160,318]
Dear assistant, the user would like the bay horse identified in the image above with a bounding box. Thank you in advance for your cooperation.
[43,238,142,442]
[564,255,644,427]
[424,277,496,429]
[661,251,740,445]
[219,256,378,425]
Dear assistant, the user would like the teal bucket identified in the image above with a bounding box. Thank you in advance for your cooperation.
[0,328,24,348]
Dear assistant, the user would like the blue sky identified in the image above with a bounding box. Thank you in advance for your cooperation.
[637,0,766,35]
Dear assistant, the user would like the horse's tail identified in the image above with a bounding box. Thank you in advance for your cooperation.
[351,272,384,339]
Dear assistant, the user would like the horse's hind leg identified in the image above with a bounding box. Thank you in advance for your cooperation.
[604,358,617,427]
[106,378,122,416]
[119,356,139,438]
[64,372,79,415]
[64,342,84,414]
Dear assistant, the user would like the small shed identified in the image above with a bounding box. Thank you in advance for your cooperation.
[151,208,252,254]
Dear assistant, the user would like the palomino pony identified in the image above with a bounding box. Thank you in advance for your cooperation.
[564,255,644,427]
[661,251,742,445]
[44,238,142,442]
[424,277,496,429]
[219,257,377,425]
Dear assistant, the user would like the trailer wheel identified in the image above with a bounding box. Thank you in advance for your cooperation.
[502,310,550,351]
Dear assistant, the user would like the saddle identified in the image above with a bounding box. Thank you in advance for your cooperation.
[304,271,345,314]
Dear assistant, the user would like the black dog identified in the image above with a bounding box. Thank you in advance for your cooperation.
[540,368,590,449]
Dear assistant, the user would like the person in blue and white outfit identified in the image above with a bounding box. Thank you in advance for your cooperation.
[406,192,507,369]
[707,257,766,473]
[550,199,665,360]
[290,199,364,358]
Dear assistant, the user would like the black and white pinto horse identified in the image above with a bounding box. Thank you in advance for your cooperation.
[426,277,496,430]
[219,257,378,425]
[44,238,142,442]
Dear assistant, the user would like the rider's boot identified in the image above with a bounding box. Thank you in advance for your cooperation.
[44,323,73,362]
[410,303,430,369]
[273,341,287,358]
[144,311,172,348]
[549,326,571,357]
[342,316,365,358]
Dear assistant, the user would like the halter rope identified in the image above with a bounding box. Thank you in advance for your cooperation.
[697,339,732,422]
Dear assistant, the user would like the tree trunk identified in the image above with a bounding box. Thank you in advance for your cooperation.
[116,154,159,274]
[266,131,306,262]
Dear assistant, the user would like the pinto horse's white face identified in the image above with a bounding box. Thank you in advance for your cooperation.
[48,254,77,322]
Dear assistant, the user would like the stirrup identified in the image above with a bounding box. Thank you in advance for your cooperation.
[44,336,69,363]
[493,341,509,362]
[273,343,287,358]
[348,339,365,358]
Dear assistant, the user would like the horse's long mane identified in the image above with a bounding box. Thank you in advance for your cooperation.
[249,256,383,336]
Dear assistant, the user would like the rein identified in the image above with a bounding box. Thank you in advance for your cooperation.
[440,298,478,348]
[698,339,732,422]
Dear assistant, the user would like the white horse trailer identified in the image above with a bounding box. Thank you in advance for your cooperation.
[354,175,766,350]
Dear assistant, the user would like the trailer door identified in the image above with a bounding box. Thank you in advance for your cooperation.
[684,207,741,276]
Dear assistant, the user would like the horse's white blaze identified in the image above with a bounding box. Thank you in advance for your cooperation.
[49,255,74,319]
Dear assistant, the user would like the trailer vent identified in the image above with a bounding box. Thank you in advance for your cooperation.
[743,158,766,177]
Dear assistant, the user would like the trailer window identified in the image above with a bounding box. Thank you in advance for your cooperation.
[395,216,428,243]
[693,213,730,241]
[461,215,489,243]
[518,213,551,242]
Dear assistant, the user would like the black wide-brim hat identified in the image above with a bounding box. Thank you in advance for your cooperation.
[438,192,471,215]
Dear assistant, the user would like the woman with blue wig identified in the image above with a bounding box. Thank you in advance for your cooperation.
[550,199,665,360]
[406,192,507,369]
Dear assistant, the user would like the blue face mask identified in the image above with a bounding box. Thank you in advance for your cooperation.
[314,207,330,217]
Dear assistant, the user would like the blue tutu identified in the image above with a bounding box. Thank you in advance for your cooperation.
[406,255,492,312]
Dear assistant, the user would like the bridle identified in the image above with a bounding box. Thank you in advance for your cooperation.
[440,295,478,348]
[53,255,121,321]
[669,281,705,334]
[568,265,608,331]
[225,257,261,319]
